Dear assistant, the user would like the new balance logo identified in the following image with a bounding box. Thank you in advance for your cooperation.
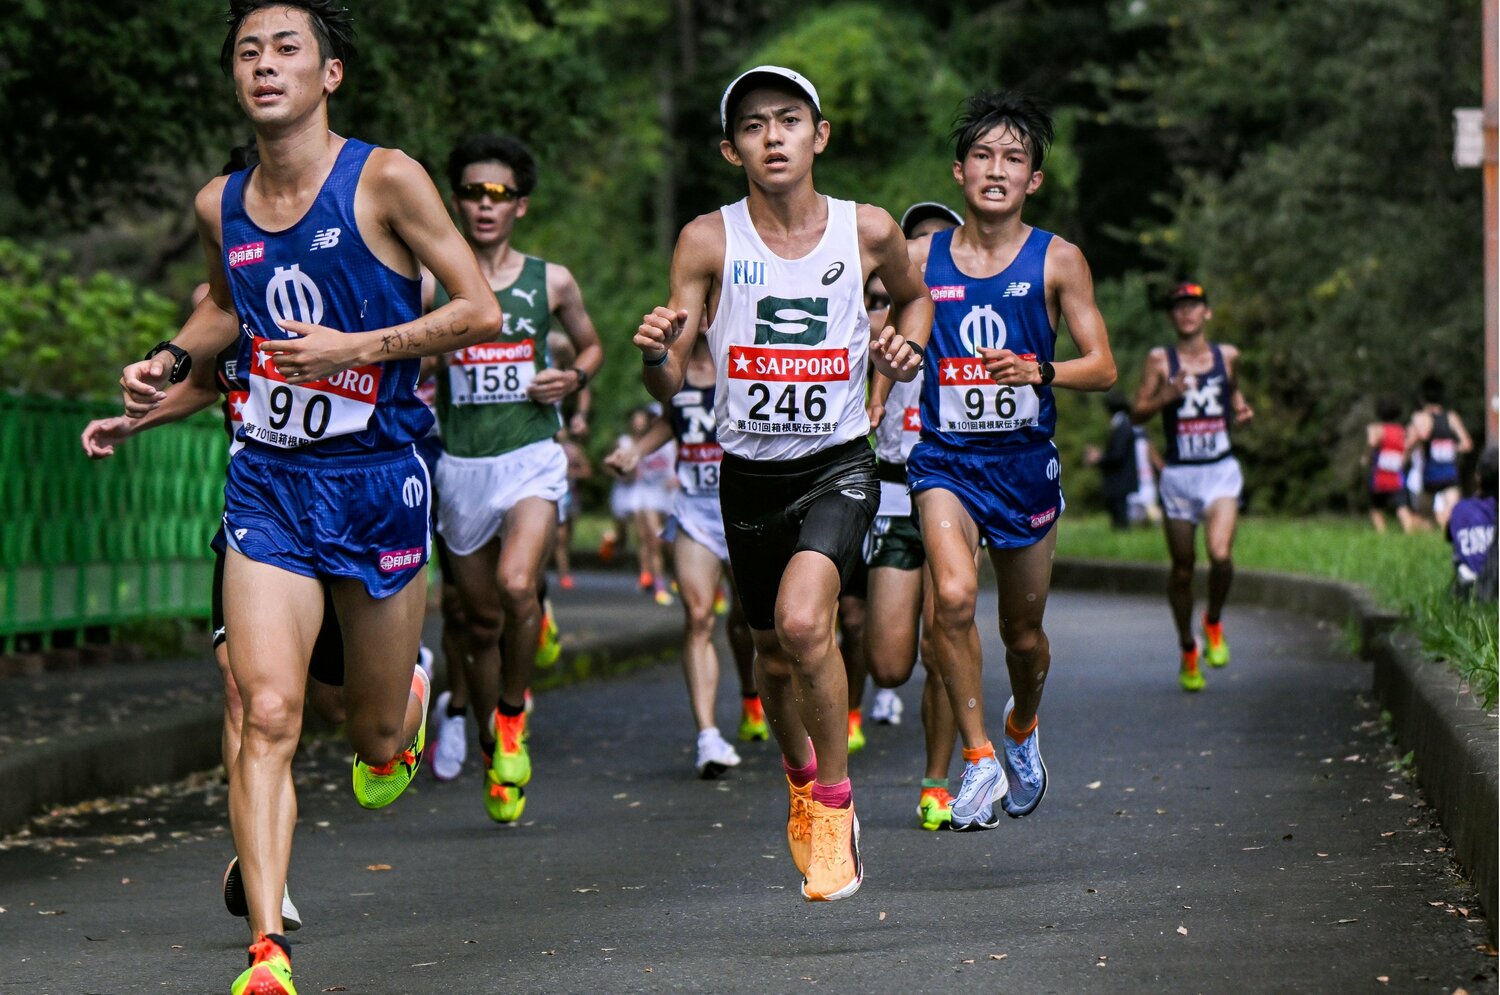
[401,475,425,508]
[1001,282,1031,298]
[511,286,538,307]
[310,228,341,251]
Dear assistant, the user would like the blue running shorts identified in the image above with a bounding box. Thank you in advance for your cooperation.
[221,445,431,599]
[907,438,1063,549]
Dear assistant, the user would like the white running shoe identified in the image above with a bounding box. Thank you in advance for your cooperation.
[417,644,435,679]
[695,727,742,779]
[430,690,467,782]
[869,688,904,726]
[223,856,302,931]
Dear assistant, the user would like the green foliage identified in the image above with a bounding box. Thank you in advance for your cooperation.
[0,240,178,399]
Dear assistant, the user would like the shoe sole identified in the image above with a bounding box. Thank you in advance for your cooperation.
[800,814,862,901]
[223,857,301,931]
[698,761,730,779]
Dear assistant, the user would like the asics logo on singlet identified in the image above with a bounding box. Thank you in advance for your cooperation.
[401,475,425,508]
[959,304,1007,356]
[265,265,325,326]
[1001,282,1031,298]
[309,227,341,251]
[821,261,845,286]
[1178,377,1224,418]
[754,296,829,346]
[511,287,538,307]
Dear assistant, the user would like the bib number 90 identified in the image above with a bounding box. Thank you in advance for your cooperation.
[268,384,332,439]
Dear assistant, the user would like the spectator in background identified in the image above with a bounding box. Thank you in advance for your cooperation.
[1448,445,1497,602]
[1407,376,1473,531]
[1084,389,1138,530]
[1364,398,1417,534]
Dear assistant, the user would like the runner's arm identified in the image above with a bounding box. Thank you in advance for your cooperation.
[1043,239,1115,392]
[264,151,501,381]
[638,214,720,401]
[1224,344,1254,424]
[603,417,674,476]
[862,206,930,382]
[85,370,222,458]
[528,264,603,405]
[1451,410,1475,454]
[120,179,241,416]
[1130,348,1179,424]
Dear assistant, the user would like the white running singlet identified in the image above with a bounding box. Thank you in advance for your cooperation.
[708,196,870,461]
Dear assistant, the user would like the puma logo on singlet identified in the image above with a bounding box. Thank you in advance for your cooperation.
[511,287,538,307]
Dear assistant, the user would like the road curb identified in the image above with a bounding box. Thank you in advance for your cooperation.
[1053,556,1498,935]
[0,621,683,839]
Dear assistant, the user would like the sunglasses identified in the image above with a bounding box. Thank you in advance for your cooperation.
[456,181,520,203]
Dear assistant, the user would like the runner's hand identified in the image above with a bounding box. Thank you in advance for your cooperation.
[120,358,171,417]
[1233,392,1255,424]
[980,348,1037,387]
[603,445,639,477]
[81,415,135,459]
[636,307,686,363]
[263,320,359,384]
[1164,368,1191,401]
[870,326,921,381]
[527,368,578,405]
[867,400,886,430]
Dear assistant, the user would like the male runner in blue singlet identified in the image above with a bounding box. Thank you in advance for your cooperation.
[1130,281,1254,691]
[634,66,929,900]
[119,3,500,990]
[908,91,1117,831]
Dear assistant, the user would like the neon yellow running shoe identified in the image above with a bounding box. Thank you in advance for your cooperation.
[231,935,296,995]
[484,768,527,823]
[917,786,954,831]
[738,696,769,742]
[846,710,866,754]
[535,600,561,669]
[1179,646,1206,692]
[1202,613,1230,667]
[352,667,429,809]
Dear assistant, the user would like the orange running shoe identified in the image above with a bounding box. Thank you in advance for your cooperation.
[1202,613,1230,667]
[800,800,862,902]
[1179,645,1205,692]
[598,533,616,564]
[638,569,654,591]
[786,776,813,875]
[738,697,769,742]
[559,574,576,591]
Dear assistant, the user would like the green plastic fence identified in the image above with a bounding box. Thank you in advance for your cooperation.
[0,394,227,650]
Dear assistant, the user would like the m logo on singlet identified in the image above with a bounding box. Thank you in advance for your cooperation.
[754,296,829,346]
[309,228,341,251]
[265,265,325,326]
[1178,376,1224,418]
[959,304,1006,356]
[676,403,717,445]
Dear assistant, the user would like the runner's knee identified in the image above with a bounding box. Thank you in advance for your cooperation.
[999,620,1046,659]
[497,570,540,613]
[241,689,302,748]
[346,713,404,765]
[931,573,978,630]
[685,598,717,638]
[775,607,832,661]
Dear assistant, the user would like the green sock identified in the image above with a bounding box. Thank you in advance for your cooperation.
[921,777,948,790]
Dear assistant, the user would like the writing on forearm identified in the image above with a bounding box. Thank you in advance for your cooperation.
[379,317,471,357]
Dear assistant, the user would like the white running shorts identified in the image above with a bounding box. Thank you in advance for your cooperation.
[663,490,729,563]
[435,440,569,556]
[1158,456,1244,524]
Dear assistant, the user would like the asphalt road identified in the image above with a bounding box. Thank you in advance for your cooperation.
[1,589,1494,994]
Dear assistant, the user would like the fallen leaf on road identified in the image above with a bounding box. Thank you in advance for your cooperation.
[121,878,131,884]
[1375,977,1388,984]
[366,864,392,872]
[1389,793,1405,801]
[1382,832,1396,838]
[38,910,64,915]
[1086,781,1101,790]
[1242,846,1264,851]
[1336,919,1359,925]
[644,967,652,973]
[878,912,886,921]
[1428,901,1446,907]
[464,939,477,944]
[171,944,182,949]
[961,959,975,964]
[613,793,628,800]
[573,888,599,894]
[990,953,1007,961]
[1087,888,1097,894]
[1177,926,1188,936]
[322,987,348,992]
[1316,853,1329,858]
[410,962,437,967]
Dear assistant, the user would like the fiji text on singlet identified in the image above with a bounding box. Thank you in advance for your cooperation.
[1160,343,1233,465]
[434,254,560,457]
[708,196,871,462]
[919,226,1056,452]
[668,379,724,495]
[221,138,430,457]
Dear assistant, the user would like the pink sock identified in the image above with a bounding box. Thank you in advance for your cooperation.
[783,755,817,788]
[811,778,852,810]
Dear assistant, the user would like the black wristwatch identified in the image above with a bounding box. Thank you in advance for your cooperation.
[569,366,590,391]
[145,341,193,384]
[1037,360,1056,387]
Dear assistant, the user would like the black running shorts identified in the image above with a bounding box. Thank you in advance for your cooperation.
[719,439,879,631]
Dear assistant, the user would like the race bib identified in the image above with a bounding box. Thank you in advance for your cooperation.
[936,356,1039,433]
[448,339,537,405]
[901,406,922,458]
[1430,438,1457,463]
[242,337,381,449]
[677,442,723,495]
[726,344,850,436]
[1175,417,1230,461]
[1375,449,1405,474]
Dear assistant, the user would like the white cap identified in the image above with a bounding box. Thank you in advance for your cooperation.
[899,202,964,238]
[719,65,822,134]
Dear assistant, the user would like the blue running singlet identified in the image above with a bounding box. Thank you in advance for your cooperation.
[221,138,431,459]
